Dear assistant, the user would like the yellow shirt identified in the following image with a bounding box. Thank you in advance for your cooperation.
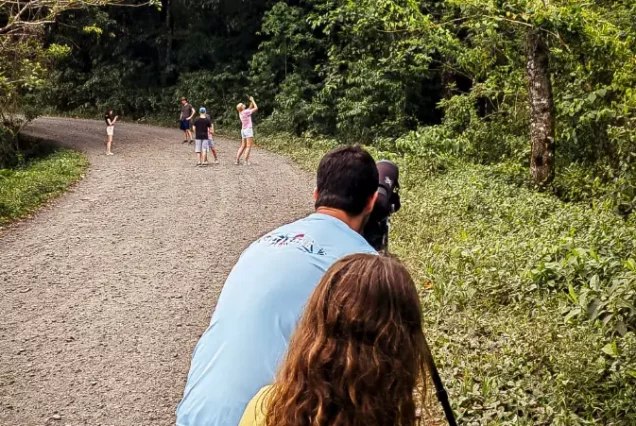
[239,385,272,426]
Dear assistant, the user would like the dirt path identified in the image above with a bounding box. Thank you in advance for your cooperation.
[0,117,314,426]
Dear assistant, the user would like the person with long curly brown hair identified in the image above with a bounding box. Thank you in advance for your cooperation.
[239,253,432,426]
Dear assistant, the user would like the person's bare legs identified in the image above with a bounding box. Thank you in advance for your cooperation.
[211,147,218,162]
[106,135,113,155]
[186,129,193,143]
[236,139,247,164]
[244,137,254,165]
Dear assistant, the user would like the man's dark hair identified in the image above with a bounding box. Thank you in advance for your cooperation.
[315,145,378,216]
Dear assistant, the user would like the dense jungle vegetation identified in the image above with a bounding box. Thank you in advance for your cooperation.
[1,0,635,424]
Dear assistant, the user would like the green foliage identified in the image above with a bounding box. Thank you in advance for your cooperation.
[249,2,328,135]
[397,165,636,424]
[434,0,636,207]
[0,148,87,225]
[257,133,636,425]
[250,0,447,140]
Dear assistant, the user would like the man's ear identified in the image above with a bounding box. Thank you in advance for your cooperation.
[313,188,319,203]
[365,191,379,214]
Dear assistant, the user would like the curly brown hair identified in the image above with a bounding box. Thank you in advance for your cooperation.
[264,253,431,426]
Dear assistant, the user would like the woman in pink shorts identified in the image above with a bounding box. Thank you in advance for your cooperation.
[235,96,258,165]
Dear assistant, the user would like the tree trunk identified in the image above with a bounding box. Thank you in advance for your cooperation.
[160,0,174,86]
[441,67,455,100]
[527,30,555,186]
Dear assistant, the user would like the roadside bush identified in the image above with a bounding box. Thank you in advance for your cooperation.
[0,126,18,168]
[394,164,636,424]
[0,113,42,168]
[257,133,636,425]
[0,149,87,225]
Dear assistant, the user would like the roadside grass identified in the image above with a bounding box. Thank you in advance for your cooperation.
[256,132,636,425]
[0,148,88,226]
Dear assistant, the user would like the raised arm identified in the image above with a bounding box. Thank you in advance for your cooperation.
[248,96,258,112]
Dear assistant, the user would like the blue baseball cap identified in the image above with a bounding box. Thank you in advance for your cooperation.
[200,107,206,113]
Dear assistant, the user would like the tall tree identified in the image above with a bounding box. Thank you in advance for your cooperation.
[159,0,174,86]
[527,30,555,185]
[441,0,636,184]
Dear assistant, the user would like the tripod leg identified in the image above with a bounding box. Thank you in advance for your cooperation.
[424,340,457,426]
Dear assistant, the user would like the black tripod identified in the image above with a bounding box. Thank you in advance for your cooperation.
[423,342,458,426]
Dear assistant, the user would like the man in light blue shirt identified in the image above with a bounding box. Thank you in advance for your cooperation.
[177,145,379,426]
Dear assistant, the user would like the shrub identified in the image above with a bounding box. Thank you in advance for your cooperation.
[258,133,636,425]
[0,148,87,225]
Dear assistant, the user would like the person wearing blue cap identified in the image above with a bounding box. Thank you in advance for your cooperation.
[193,107,217,166]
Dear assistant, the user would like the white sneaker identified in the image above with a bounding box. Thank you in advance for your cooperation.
[214,159,219,164]
[245,161,251,166]
[106,152,114,156]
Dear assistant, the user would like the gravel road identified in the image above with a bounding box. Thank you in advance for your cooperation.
[0,117,314,425]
